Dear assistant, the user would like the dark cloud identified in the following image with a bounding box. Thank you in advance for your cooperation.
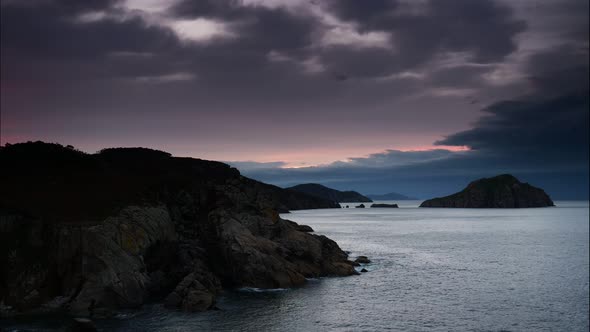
[326,0,398,23]
[167,0,242,19]
[0,0,528,86]
[525,45,590,95]
[326,0,526,64]
[330,149,457,168]
[0,2,179,60]
[169,0,318,52]
[437,92,589,163]
[319,47,400,78]
[428,65,493,89]
[436,37,590,164]
[0,0,120,12]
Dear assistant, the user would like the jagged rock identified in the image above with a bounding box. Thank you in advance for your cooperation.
[182,289,214,312]
[355,256,371,264]
[420,174,555,208]
[296,224,314,232]
[370,203,399,208]
[284,219,314,232]
[164,272,219,312]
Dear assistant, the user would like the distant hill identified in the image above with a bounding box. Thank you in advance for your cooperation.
[287,183,372,203]
[420,174,554,208]
[367,192,417,200]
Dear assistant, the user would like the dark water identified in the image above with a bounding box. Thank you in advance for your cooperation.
[3,201,589,331]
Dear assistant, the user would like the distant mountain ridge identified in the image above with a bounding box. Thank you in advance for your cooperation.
[367,192,417,200]
[287,183,372,203]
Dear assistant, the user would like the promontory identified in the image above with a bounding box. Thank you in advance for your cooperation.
[0,142,356,317]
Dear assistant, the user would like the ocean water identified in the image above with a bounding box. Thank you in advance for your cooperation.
[3,201,589,332]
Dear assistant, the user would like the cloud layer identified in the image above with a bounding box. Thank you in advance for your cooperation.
[1,0,588,198]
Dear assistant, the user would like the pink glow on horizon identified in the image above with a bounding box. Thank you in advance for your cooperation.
[274,145,470,168]
[0,134,470,169]
[396,145,470,152]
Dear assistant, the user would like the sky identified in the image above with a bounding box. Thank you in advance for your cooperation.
[1,0,588,199]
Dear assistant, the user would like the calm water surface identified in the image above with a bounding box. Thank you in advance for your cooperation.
[4,201,589,331]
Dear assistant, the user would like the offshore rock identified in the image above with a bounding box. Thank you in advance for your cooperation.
[355,256,371,264]
[370,203,399,208]
[420,174,555,208]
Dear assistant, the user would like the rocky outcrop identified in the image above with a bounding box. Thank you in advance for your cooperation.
[164,271,219,312]
[370,203,399,208]
[0,142,356,317]
[420,174,555,208]
[287,183,372,203]
[354,256,371,264]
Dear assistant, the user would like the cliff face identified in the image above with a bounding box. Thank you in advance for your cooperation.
[287,183,372,203]
[419,174,555,208]
[0,142,354,317]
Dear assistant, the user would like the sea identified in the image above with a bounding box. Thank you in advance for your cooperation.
[2,201,589,332]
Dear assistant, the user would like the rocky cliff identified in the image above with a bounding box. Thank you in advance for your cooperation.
[0,142,354,317]
[287,183,372,203]
[419,174,555,208]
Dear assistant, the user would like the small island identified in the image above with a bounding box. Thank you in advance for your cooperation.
[420,174,555,208]
[370,203,399,208]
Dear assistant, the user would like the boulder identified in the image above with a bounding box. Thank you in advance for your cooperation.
[355,256,371,264]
